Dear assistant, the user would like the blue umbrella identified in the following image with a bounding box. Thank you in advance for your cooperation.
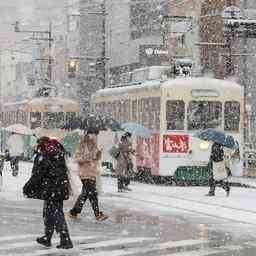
[193,128,237,149]
[121,123,152,139]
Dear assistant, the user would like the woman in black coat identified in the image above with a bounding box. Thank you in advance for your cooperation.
[23,137,73,249]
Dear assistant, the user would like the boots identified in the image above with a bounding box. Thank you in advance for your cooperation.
[66,211,80,220]
[95,211,109,221]
[36,236,51,247]
[56,232,73,249]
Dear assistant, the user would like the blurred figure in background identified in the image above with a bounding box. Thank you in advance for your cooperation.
[116,132,135,192]
[6,132,24,176]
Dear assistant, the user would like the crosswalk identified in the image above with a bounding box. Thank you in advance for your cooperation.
[0,233,253,256]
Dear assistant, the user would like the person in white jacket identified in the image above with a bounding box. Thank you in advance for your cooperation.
[206,142,231,197]
[6,132,24,176]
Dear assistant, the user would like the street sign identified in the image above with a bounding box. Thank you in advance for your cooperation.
[222,6,242,19]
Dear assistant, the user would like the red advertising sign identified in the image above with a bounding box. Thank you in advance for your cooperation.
[163,135,189,153]
[136,133,160,176]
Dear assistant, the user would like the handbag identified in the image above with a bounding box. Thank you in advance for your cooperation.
[109,145,120,159]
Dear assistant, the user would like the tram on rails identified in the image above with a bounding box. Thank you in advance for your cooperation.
[1,96,80,159]
[92,66,244,184]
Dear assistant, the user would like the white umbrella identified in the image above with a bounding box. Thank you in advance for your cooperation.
[3,124,34,136]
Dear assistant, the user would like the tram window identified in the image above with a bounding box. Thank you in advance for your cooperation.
[166,100,185,130]
[66,112,76,123]
[154,98,160,130]
[225,101,240,132]
[120,101,124,123]
[56,112,65,128]
[43,112,55,129]
[188,101,222,130]
[141,99,149,127]
[123,100,130,122]
[30,112,41,129]
[132,100,138,123]
[138,99,143,124]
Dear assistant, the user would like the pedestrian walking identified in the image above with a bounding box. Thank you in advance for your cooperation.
[23,137,73,249]
[230,142,243,177]
[6,132,24,176]
[206,142,231,197]
[115,132,135,192]
[68,128,108,221]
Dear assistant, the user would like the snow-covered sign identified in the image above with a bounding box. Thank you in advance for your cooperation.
[170,21,192,33]
[226,19,256,26]
[222,6,242,19]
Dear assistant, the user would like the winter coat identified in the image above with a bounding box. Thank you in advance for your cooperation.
[23,151,70,201]
[115,140,134,177]
[75,135,101,180]
[209,143,231,181]
[7,134,24,157]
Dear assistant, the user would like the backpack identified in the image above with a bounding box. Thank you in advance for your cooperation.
[211,143,224,162]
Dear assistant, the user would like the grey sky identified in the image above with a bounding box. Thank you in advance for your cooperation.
[0,0,66,48]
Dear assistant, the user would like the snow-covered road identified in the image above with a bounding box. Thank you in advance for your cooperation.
[1,161,256,256]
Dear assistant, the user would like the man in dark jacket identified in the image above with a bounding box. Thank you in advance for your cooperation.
[23,137,73,249]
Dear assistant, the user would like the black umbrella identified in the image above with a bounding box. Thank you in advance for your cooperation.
[62,116,83,130]
[81,114,122,132]
[62,114,121,132]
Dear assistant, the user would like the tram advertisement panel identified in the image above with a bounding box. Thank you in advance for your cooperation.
[136,134,160,175]
[163,135,189,153]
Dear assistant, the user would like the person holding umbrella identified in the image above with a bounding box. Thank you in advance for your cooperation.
[115,132,136,192]
[194,129,237,197]
[206,142,232,197]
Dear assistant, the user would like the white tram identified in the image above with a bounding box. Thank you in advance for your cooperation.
[92,68,244,184]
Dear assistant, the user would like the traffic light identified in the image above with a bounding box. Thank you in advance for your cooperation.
[67,59,78,78]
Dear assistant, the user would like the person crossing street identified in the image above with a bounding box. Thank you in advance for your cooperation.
[23,137,73,249]
[68,128,108,221]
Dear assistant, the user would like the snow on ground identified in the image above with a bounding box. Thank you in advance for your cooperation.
[2,160,256,229]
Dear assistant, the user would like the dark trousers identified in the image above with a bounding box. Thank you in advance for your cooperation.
[117,176,125,190]
[70,179,99,217]
[10,156,19,176]
[208,175,230,194]
[43,200,69,238]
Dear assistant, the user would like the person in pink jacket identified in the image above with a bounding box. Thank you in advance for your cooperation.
[68,128,108,221]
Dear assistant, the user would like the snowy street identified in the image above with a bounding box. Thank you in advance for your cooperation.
[1,161,256,256]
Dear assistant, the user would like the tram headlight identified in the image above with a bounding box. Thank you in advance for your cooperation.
[200,140,209,151]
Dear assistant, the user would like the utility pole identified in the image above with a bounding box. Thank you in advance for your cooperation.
[101,0,107,89]
[14,21,54,82]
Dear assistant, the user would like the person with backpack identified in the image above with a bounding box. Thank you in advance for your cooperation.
[206,142,231,197]
[115,133,135,192]
[23,137,73,249]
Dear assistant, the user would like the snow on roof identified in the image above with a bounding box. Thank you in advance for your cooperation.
[93,77,242,99]
[22,97,80,112]
[226,19,256,26]
[162,77,242,90]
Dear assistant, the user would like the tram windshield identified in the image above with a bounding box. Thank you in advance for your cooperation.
[43,112,65,129]
[187,101,222,130]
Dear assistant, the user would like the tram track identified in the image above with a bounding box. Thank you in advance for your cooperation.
[148,190,256,215]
